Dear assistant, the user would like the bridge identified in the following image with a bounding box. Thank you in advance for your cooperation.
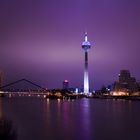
[0,79,49,97]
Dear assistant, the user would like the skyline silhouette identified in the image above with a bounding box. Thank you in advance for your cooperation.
[1,0,140,90]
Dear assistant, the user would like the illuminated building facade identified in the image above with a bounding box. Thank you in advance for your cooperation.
[113,70,139,95]
[82,33,91,94]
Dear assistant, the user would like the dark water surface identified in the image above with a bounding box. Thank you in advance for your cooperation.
[1,97,140,140]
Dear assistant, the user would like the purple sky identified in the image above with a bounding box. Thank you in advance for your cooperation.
[1,0,140,90]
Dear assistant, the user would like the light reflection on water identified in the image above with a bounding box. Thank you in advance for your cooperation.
[1,97,140,140]
[0,98,17,140]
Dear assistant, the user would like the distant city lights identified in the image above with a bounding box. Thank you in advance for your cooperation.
[111,91,129,96]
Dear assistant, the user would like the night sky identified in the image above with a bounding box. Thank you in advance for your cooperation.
[1,0,140,90]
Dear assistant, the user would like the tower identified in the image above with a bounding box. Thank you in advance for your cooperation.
[82,33,91,94]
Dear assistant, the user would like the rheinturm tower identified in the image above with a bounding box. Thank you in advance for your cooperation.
[82,33,91,94]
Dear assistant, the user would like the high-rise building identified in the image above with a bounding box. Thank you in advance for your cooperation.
[82,33,91,94]
[63,80,69,89]
[114,70,138,93]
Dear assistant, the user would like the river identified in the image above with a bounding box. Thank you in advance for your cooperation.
[0,97,140,140]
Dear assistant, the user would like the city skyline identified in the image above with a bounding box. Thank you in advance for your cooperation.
[1,0,140,90]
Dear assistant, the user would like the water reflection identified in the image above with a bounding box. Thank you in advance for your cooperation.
[0,98,17,140]
[81,99,91,135]
[2,97,140,140]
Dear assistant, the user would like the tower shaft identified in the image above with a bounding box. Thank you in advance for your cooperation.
[84,51,89,94]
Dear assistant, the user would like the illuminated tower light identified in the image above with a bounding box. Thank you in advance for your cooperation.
[82,33,91,94]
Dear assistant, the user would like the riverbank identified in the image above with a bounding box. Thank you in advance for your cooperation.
[92,95,140,101]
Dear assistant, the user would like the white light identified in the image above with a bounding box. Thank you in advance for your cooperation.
[57,98,61,102]
[43,95,46,98]
[85,34,88,42]
[84,70,89,94]
[89,92,92,96]
[75,88,78,94]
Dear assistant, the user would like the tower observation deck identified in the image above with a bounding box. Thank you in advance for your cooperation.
[82,33,91,94]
